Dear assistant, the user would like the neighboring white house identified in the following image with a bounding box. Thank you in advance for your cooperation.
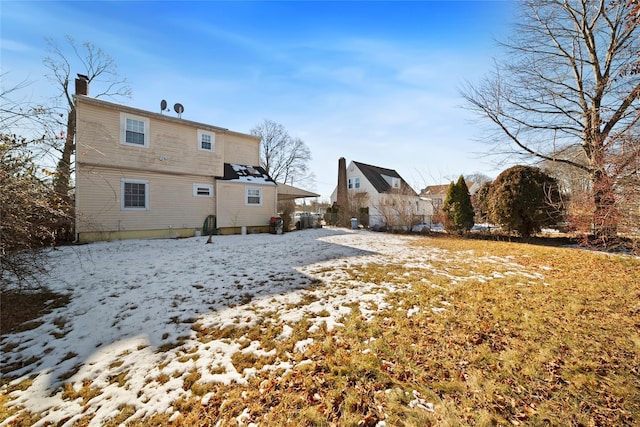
[331,160,431,228]
[420,182,480,207]
[419,181,480,216]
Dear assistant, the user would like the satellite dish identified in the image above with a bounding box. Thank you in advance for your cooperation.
[174,103,184,118]
[160,99,167,113]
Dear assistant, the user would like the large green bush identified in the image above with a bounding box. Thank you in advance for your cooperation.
[488,165,564,237]
[443,176,475,233]
[473,181,493,223]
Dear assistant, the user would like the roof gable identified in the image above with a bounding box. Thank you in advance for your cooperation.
[352,161,417,196]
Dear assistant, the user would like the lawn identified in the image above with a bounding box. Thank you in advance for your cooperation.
[1,229,638,426]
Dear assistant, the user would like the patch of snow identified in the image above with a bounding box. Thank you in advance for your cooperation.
[293,338,314,353]
[236,407,255,426]
[408,390,435,412]
[278,324,293,340]
[407,306,420,318]
[201,392,214,405]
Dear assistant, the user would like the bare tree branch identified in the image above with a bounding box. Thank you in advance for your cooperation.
[461,0,640,237]
[251,119,314,187]
[42,35,131,200]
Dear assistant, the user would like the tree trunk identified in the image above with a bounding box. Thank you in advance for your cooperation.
[52,106,76,242]
[53,106,76,200]
[591,169,618,243]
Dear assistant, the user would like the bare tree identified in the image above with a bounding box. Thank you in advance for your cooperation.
[1,134,71,289]
[372,186,421,232]
[0,76,63,170]
[540,146,592,231]
[250,119,314,186]
[43,35,131,199]
[1,76,46,131]
[461,0,640,240]
[464,172,493,186]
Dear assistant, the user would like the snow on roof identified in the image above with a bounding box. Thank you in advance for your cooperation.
[222,163,276,185]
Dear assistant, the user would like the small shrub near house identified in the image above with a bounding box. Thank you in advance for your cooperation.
[278,200,295,232]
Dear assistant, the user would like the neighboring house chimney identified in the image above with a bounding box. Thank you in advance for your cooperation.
[75,73,89,96]
[337,157,349,226]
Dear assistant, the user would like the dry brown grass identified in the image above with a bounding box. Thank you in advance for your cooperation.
[0,288,70,336]
[2,235,639,426]
[132,237,638,426]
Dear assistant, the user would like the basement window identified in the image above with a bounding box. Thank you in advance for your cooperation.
[193,183,214,197]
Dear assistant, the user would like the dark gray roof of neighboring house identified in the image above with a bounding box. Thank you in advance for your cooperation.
[221,163,276,185]
[353,161,417,196]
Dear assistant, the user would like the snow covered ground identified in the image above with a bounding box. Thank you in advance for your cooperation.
[1,228,546,426]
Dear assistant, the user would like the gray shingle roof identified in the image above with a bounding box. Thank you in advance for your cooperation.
[353,161,417,196]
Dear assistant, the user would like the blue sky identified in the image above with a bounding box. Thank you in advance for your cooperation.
[2,1,516,200]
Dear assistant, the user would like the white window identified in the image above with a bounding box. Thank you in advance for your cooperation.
[246,187,262,206]
[197,130,215,151]
[121,179,149,210]
[348,177,360,189]
[120,113,150,147]
[193,183,214,197]
[392,178,401,189]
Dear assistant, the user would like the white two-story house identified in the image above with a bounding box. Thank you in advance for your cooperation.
[331,160,431,229]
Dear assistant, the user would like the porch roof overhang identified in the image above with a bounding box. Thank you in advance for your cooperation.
[276,183,320,201]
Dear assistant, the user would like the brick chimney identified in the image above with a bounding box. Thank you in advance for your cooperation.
[337,157,349,226]
[75,73,89,96]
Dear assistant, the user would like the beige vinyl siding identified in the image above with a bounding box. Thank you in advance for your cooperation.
[76,97,261,178]
[216,182,276,228]
[76,166,215,234]
[75,96,271,241]
[223,133,260,165]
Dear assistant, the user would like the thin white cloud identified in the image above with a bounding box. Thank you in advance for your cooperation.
[0,38,34,53]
